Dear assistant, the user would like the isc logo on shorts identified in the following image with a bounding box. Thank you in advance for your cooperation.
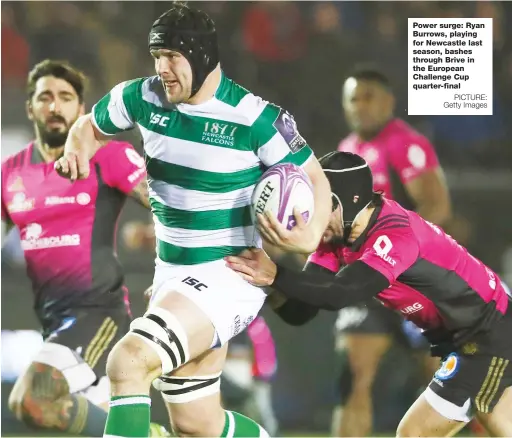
[435,353,460,381]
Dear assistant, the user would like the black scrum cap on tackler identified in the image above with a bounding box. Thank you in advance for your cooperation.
[319,151,374,228]
[148,2,219,97]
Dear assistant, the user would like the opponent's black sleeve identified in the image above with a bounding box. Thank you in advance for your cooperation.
[272,262,333,326]
[272,261,390,311]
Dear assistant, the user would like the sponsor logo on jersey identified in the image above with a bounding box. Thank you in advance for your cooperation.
[76,193,91,205]
[202,121,238,147]
[434,353,459,381]
[373,235,396,266]
[485,267,497,290]
[407,144,427,169]
[273,109,306,153]
[7,176,25,192]
[149,112,170,127]
[45,193,91,206]
[363,147,379,164]
[128,168,146,183]
[21,222,80,250]
[400,302,424,315]
[373,173,387,185]
[125,148,145,168]
[7,192,35,213]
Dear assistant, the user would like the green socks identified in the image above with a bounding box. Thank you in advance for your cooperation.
[220,410,270,437]
[103,399,268,437]
[103,395,151,437]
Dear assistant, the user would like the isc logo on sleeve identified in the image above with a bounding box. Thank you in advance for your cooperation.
[149,112,170,127]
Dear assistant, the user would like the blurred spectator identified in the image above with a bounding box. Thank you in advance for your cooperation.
[363,13,408,116]
[2,5,29,88]
[300,2,360,154]
[242,1,306,63]
[27,3,103,90]
[241,2,307,107]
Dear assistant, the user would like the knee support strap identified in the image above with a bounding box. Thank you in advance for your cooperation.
[130,307,190,374]
[153,372,222,403]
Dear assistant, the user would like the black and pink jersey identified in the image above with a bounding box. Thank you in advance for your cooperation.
[338,118,439,198]
[310,198,509,333]
[1,141,146,320]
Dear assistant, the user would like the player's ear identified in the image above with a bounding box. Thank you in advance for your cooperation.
[78,102,86,116]
[26,100,34,121]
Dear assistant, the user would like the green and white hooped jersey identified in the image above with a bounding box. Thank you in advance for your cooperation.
[92,73,313,265]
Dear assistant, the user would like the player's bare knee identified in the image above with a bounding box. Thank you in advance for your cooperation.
[106,334,161,385]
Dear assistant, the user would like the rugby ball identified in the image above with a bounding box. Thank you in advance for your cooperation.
[251,163,314,230]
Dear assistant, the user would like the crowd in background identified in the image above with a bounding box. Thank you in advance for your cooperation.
[3,1,512,167]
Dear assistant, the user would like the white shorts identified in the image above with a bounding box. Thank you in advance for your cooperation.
[151,258,267,347]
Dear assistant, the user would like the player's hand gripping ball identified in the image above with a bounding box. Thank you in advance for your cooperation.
[251,163,315,253]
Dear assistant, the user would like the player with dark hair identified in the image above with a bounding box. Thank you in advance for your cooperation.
[2,59,168,437]
[226,151,512,437]
[333,66,453,436]
[54,3,331,437]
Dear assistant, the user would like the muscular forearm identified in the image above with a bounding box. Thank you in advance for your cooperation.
[65,114,107,159]
[271,261,389,311]
[407,169,452,227]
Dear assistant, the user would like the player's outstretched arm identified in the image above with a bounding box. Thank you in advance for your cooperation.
[272,261,389,310]
[55,114,109,181]
[56,78,142,181]
[226,248,389,311]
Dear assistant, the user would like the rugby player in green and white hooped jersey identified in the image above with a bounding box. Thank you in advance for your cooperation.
[55,3,331,437]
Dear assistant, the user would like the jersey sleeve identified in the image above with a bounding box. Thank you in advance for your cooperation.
[97,142,147,194]
[91,79,145,136]
[308,242,341,273]
[251,102,313,169]
[359,228,419,283]
[388,134,440,184]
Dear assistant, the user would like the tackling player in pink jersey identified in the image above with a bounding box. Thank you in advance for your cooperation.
[226,152,512,437]
[1,60,167,437]
[334,67,453,436]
